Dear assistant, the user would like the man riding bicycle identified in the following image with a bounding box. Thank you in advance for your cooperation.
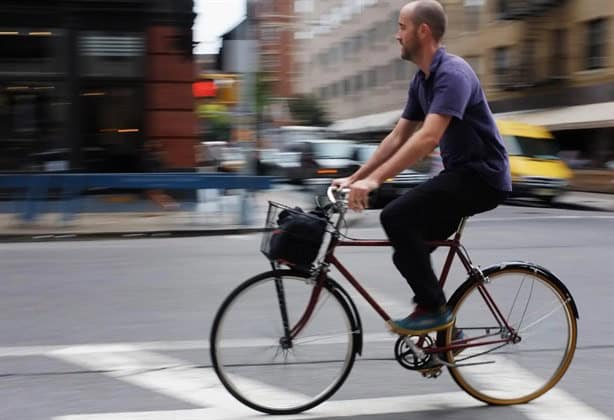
[332,0,512,336]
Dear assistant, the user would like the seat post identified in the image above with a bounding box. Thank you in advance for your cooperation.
[454,217,469,240]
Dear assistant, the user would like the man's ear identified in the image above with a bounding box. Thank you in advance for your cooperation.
[418,23,430,39]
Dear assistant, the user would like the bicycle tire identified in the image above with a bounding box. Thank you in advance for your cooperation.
[210,269,358,414]
[443,263,577,405]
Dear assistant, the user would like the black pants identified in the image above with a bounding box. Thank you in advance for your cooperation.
[380,168,508,311]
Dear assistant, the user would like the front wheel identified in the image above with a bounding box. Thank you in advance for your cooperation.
[443,264,577,405]
[210,269,357,414]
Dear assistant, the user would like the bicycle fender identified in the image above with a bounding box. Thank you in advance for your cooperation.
[327,277,364,356]
[481,262,579,319]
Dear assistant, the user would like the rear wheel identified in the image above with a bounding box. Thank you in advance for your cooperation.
[444,265,577,405]
[210,270,357,414]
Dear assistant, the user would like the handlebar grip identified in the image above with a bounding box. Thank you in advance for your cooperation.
[327,186,350,204]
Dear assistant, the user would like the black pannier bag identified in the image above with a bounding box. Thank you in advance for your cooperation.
[262,203,328,267]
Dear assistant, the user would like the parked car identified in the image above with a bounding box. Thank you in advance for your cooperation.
[283,139,359,187]
[353,143,432,208]
[256,148,285,176]
[217,146,246,173]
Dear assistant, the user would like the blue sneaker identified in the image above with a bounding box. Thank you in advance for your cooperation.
[387,306,455,336]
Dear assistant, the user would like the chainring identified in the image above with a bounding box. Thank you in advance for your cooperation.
[394,335,435,370]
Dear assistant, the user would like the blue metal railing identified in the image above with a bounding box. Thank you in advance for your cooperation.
[0,173,275,223]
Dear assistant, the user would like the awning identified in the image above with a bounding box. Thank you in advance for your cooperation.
[329,109,401,133]
[494,101,614,131]
[329,101,614,134]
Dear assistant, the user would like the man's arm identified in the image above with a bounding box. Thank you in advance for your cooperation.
[346,118,420,183]
[369,114,451,184]
[347,113,452,210]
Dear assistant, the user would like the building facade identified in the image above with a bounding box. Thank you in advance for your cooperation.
[294,0,613,164]
[294,0,419,121]
[254,0,296,100]
[0,0,197,172]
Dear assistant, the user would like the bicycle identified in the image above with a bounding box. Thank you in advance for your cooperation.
[210,186,578,415]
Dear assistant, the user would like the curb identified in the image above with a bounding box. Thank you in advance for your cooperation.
[0,227,266,243]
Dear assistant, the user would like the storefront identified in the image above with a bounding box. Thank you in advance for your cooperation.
[0,0,196,173]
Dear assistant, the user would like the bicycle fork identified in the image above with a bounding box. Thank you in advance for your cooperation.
[273,269,326,349]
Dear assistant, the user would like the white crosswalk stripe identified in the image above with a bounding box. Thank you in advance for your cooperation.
[54,392,483,420]
[0,340,595,420]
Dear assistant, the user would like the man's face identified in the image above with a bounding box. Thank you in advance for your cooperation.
[396,11,421,62]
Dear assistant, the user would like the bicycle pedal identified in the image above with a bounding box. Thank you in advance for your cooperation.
[419,366,442,378]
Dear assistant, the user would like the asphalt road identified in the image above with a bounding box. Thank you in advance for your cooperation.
[1,204,613,420]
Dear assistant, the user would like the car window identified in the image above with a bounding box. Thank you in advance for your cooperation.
[502,135,522,155]
[355,144,377,162]
[514,136,560,160]
[312,142,354,159]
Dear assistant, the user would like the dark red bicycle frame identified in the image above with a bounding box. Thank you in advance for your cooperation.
[288,222,518,354]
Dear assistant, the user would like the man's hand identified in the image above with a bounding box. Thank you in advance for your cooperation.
[331,176,354,189]
[348,178,380,211]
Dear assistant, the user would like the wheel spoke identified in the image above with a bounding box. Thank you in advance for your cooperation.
[517,297,572,334]
[293,330,357,345]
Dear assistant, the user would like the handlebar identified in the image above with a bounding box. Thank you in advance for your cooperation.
[327,186,350,205]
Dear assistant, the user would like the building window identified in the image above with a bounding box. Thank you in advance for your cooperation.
[294,0,314,14]
[260,26,278,45]
[79,32,144,78]
[366,69,376,87]
[343,78,351,95]
[334,45,343,63]
[330,82,338,98]
[0,82,68,171]
[378,64,391,85]
[390,10,399,27]
[367,27,377,47]
[80,85,143,172]
[520,39,535,83]
[319,86,327,99]
[496,0,508,17]
[318,52,327,66]
[464,0,483,32]
[0,28,65,76]
[342,39,352,58]
[353,35,363,53]
[494,47,510,85]
[262,55,278,72]
[395,60,410,80]
[353,74,363,92]
[465,56,481,77]
[550,29,567,77]
[330,49,338,66]
[377,21,390,43]
[586,18,607,70]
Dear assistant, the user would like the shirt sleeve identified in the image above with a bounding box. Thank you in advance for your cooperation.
[428,69,472,120]
[401,75,425,121]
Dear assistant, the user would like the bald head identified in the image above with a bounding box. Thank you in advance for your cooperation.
[401,0,447,42]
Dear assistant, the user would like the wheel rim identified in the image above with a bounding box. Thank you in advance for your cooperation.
[447,268,577,404]
[211,273,356,414]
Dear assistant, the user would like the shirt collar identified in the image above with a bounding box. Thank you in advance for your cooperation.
[417,47,446,80]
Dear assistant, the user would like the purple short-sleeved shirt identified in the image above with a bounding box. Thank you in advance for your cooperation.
[402,48,512,192]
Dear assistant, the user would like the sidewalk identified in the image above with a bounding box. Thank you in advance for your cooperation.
[555,190,614,212]
[0,187,318,241]
[0,189,611,242]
